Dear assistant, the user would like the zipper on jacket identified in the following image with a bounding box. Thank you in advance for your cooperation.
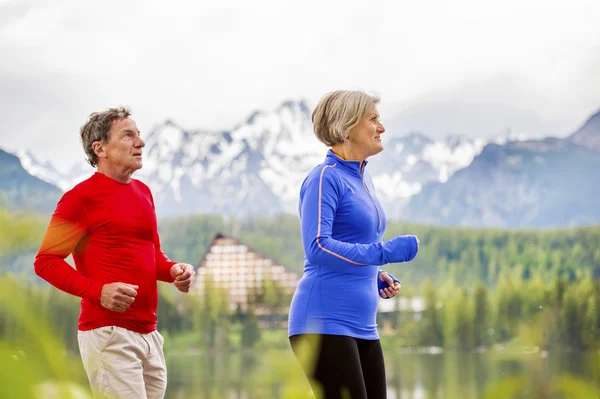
[359,161,382,231]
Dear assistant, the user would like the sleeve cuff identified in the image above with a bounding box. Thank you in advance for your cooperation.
[86,281,104,306]
[160,262,177,283]
[410,236,419,261]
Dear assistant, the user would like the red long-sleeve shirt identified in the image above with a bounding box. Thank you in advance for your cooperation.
[34,172,176,333]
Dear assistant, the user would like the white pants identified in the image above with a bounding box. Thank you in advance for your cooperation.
[77,326,167,399]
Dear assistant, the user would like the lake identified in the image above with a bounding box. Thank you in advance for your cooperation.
[164,348,600,398]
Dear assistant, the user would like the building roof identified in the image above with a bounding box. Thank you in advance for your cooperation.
[193,233,301,311]
[196,232,300,278]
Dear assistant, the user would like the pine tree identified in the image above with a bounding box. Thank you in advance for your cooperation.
[419,279,442,347]
[473,283,488,347]
[241,305,261,348]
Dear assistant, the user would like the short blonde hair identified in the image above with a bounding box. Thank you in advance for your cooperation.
[312,90,380,146]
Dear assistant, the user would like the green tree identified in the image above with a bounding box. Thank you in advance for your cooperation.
[582,296,598,348]
[418,279,442,347]
[241,305,261,348]
[473,283,488,347]
[560,286,583,349]
[443,288,473,349]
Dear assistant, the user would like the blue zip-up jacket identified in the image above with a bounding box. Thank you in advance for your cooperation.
[288,150,419,340]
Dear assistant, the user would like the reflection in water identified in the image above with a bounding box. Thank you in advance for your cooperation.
[165,350,600,399]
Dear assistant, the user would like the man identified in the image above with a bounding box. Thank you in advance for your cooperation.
[34,107,195,399]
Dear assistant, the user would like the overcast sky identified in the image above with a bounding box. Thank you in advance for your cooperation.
[1,0,599,170]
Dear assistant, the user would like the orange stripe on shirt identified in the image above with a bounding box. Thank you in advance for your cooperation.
[316,164,368,266]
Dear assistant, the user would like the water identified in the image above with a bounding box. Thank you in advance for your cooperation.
[164,349,600,398]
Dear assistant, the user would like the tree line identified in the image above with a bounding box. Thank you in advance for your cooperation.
[157,214,599,287]
[2,210,599,352]
[2,271,598,353]
[386,274,599,350]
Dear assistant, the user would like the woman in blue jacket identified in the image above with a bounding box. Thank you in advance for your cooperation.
[288,90,420,399]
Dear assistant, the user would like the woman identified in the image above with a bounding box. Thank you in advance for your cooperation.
[288,90,420,399]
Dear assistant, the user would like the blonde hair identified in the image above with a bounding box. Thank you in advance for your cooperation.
[312,90,380,146]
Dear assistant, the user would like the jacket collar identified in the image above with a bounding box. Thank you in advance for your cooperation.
[325,150,367,177]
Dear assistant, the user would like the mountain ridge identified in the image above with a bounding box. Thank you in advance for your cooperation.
[404,110,600,228]
[0,148,62,213]
[16,99,491,218]
[14,102,598,228]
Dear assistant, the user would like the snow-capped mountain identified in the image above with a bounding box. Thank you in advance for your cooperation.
[17,150,92,192]
[369,132,486,217]
[404,109,600,228]
[0,148,62,214]
[17,100,502,218]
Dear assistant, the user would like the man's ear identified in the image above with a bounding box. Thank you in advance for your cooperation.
[92,141,107,160]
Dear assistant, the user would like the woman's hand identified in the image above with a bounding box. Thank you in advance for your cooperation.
[378,271,400,298]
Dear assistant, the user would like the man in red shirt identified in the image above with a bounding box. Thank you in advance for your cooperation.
[34,107,195,399]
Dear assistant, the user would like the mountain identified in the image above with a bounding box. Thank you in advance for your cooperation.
[368,132,487,218]
[0,148,62,213]
[404,110,600,228]
[569,109,600,151]
[17,150,91,192]
[129,101,323,216]
[17,100,491,217]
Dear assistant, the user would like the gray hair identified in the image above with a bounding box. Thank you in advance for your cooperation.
[312,90,380,146]
[80,107,131,167]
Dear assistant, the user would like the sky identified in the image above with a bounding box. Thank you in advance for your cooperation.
[1,0,599,170]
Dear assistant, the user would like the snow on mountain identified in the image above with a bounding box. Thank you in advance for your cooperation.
[16,150,63,187]
[17,100,497,218]
[131,101,325,215]
[365,132,489,217]
[404,112,600,228]
[16,149,93,192]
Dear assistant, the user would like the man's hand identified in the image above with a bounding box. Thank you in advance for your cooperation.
[170,263,195,293]
[379,271,401,299]
[100,283,138,313]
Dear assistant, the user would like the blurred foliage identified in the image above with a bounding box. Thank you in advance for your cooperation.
[6,211,599,290]
[4,270,598,398]
[0,209,46,274]
[0,276,91,399]
[3,209,600,397]
[157,214,600,288]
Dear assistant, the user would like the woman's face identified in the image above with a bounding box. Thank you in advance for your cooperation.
[347,106,385,158]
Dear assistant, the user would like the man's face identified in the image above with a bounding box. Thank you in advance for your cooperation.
[101,117,145,173]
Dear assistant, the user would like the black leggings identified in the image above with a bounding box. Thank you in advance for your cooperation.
[289,334,386,399]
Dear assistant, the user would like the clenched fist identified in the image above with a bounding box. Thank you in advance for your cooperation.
[100,282,138,313]
[170,263,195,293]
[378,271,401,298]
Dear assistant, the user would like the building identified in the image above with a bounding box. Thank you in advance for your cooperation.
[193,233,301,312]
